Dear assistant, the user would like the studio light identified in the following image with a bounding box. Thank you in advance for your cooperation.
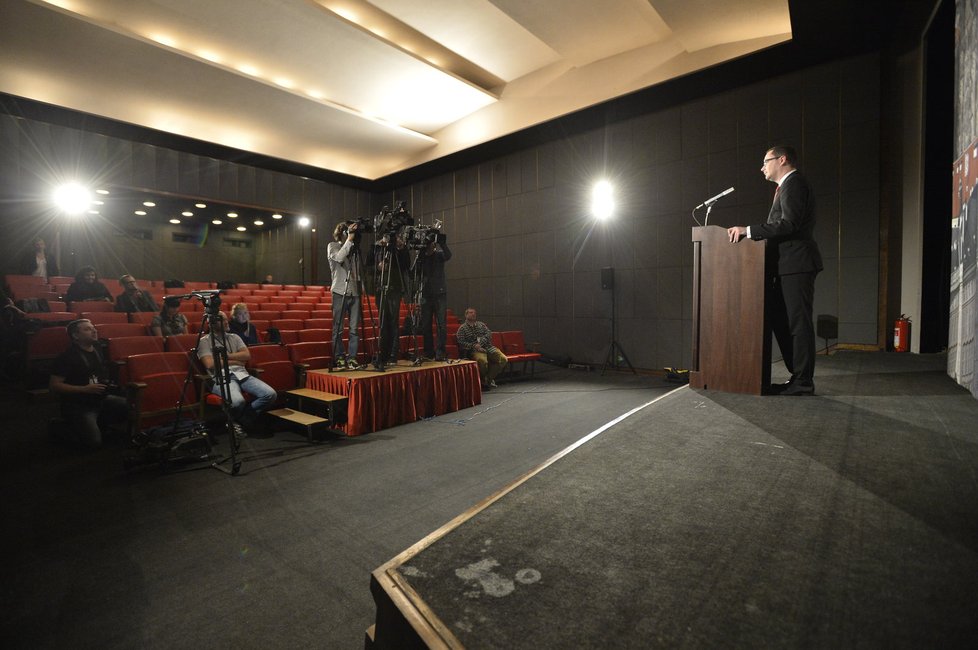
[298,216,310,228]
[591,180,614,221]
[53,183,92,215]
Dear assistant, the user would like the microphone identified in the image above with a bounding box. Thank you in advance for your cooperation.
[694,187,735,210]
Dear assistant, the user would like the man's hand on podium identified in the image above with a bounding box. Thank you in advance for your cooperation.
[727,226,747,243]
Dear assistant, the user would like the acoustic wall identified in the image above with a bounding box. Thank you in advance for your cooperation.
[387,54,882,370]
[949,0,978,397]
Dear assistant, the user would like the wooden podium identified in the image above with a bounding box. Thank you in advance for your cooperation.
[690,226,771,395]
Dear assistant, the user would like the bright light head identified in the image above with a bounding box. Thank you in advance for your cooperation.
[298,216,311,228]
[591,180,614,221]
[53,183,92,215]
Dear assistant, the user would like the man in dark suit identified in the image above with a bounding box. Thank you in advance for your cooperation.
[727,145,823,395]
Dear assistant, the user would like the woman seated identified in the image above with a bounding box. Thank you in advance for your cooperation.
[151,297,189,336]
[228,302,260,345]
[64,266,112,303]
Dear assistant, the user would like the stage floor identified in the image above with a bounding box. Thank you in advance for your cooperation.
[370,352,978,648]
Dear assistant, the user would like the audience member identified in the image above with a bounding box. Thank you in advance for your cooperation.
[228,303,260,345]
[48,319,128,448]
[21,237,59,278]
[114,274,158,313]
[151,297,189,336]
[65,266,112,303]
[456,307,508,390]
[196,312,276,434]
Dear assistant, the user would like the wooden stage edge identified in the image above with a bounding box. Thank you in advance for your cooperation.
[365,386,687,650]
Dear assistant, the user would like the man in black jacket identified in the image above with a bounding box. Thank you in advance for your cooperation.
[114,275,158,313]
[417,235,453,360]
[49,319,128,447]
[727,145,823,395]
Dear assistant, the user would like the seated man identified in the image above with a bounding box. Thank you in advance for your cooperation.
[49,319,129,448]
[114,274,158,313]
[456,307,508,390]
[196,312,277,434]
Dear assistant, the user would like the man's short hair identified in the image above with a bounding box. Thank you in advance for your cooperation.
[333,221,350,242]
[163,296,181,308]
[119,274,135,286]
[67,318,92,339]
[768,145,798,166]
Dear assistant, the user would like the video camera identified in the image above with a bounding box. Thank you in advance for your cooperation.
[377,201,414,238]
[404,219,445,250]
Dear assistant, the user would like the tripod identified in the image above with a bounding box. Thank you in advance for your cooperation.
[369,235,409,371]
[601,273,635,375]
[406,246,428,365]
[171,291,243,475]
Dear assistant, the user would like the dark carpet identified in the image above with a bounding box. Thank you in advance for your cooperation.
[393,352,978,648]
[0,365,671,649]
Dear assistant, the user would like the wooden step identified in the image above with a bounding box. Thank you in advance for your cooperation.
[287,387,346,403]
[268,408,328,426]
[285,388,348,425]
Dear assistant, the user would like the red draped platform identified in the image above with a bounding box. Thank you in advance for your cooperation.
[304,360,482,436]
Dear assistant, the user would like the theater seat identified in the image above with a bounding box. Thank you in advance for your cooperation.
[246,344,295,401]
[499,331,543,377]
[107,335,165,385]
[287,341,332,384]
[126,352,201,430]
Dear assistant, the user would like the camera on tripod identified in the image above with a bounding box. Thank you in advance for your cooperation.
[377,201,414,238]
[405,219,445,250]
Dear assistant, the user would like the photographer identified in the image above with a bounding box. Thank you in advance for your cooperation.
[417,235,453,360]
[367,231,410,370]
[327,220,362,369]
[196,312,277,433]
[49,319,128,448]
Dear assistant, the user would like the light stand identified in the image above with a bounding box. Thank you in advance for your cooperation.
[600,267,635,375]
[299,216,310,286]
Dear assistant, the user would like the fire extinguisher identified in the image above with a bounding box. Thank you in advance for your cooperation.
[894,315,911,352]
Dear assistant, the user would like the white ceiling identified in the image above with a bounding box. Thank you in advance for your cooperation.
[0,0,791,180]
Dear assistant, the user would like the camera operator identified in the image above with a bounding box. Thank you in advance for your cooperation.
[418,235,453,360]
[367,231,410,370]
[327,220,363,369]
[49,319,128,448]
[196,312,277,434]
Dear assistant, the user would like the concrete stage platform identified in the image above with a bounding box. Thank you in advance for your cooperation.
[367,352,978,649]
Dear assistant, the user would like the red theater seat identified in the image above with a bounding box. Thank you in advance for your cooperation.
[125,352,200,429]
[107,336,165,384]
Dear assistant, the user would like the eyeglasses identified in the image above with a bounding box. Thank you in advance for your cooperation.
[762,156,780,165]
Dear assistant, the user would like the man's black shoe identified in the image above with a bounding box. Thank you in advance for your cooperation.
[781,381,815,396]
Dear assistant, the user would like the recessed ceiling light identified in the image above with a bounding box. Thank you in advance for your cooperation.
[93,200,104,205]
[182,211,193,217]
[96,189,110,195]
[236,226,247,232]
[195,203,206,208]
[227,212,238,218]
[212,219,222,225]
[169,218,181,224]
[143,201,156,207]
[87,210,100,215]
[254,220,264,226]
[134,210,147,216]
[272,213,283,219]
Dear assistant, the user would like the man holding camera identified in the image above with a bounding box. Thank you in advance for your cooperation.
[368,231,411,371]
[328,220,363,370]
[418,235,453,360]
[49,319,129,448]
